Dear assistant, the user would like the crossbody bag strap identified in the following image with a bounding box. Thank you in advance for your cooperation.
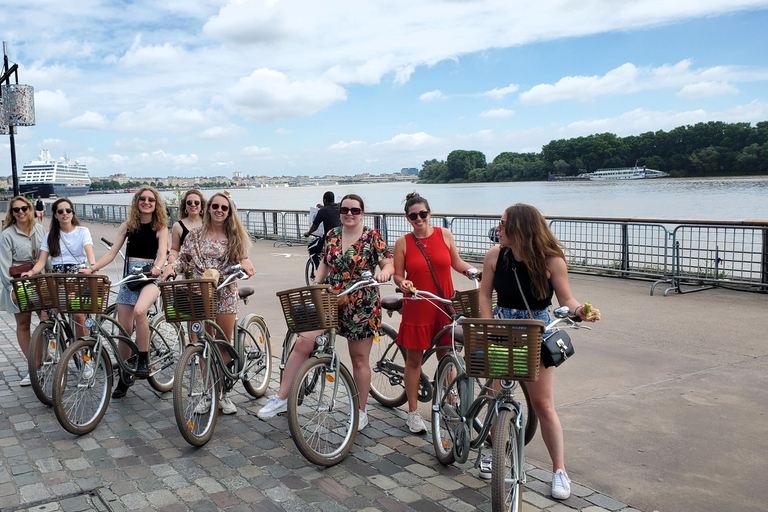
[509,256,535,320]
[60,229,85,265]
[410,233,447,299]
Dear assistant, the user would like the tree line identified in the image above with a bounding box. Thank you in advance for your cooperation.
[419,121,768,183]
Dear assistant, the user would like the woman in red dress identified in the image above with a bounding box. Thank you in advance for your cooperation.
[392,192,477,434]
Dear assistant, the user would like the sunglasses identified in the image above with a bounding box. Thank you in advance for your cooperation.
[12,206,29,213]
[210,203,229,212]
[57,208,74,215]
[138,196,156,203]
[339,206,362,215]
[186,200,200,206]
[499,219,506,227]
[407,211,429,221]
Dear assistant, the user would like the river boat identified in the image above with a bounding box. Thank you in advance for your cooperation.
[19,150,92,198]
[548,166,668,181]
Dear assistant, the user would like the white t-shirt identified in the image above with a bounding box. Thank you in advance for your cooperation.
[41,226,93,265]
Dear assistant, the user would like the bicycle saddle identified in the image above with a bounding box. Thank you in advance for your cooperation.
[380,294,402,311]
[238,286,255,299]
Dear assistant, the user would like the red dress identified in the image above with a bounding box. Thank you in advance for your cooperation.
[397,227,455,350]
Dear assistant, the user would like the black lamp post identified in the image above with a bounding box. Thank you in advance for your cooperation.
[1,41,36,197]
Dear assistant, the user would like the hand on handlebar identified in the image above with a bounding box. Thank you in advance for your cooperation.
[20,271,34,278]
[161,266,176,282]
[241,259,255,277]
[398,279,415,294]
[376,270,391,283]
[79,267,93,274]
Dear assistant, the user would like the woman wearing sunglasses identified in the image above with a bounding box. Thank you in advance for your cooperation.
[259,194,394,429]
[167,189,205,267]
[0,196,49,386]
[85,187,169,398]
[392,192,477,434]
[162,192,255,414]
[22,198,96,339]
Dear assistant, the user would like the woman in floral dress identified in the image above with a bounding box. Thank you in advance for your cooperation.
[258,194,394,431]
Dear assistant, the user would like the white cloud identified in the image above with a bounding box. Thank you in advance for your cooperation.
[121,35,186,68]
[138,150,199,166]
[479,108,515,119]
[108,154,130,165]
[483,84,519,99]
[419,90,443,102]
[34,90,71,121]
[329,140,365,150]
[375,132,439,148]
[19,62,81,90]
[275,128,293,135]
[227,68,347,122]
[113,106,219,132]
[60,111,110,130]
[241,146,272,157]
[677,81,739,99]
[198,124,248,139]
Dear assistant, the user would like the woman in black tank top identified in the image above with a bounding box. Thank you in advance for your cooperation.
[168,189,205,266]
[478,204,599,500]
[86,187,169,398]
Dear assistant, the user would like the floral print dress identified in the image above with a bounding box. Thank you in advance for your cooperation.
[173,227,239,314]
[324,226,392,341]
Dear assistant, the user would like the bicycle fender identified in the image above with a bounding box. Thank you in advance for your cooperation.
[240,313,271,338]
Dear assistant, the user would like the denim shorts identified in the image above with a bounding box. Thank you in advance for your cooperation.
[493,306,553,337]
[116,260,151,306]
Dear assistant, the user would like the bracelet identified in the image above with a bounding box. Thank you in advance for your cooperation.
[153,266,161,271]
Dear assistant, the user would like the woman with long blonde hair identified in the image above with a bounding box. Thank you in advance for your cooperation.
[85,186,169,398]
[0,196,48,386]
[162,191,255,414]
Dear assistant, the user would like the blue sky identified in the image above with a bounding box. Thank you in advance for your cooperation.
[2,0,768,178]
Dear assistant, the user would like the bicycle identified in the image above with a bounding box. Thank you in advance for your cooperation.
[168,266,272,447]
[275,272,386,466]
[51,271,185,435]
[369,273,539,446]
[433,308,590,512]
[304,233,323,286]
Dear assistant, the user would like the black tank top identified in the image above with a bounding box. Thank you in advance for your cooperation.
[127,223,159,259]
[177,220,190,249]
[493,247,553,310]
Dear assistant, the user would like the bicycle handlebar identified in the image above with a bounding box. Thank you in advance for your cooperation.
[217,264,250,290]
[336,271,388,298]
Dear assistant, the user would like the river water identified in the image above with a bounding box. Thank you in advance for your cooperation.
[73,177,768,221]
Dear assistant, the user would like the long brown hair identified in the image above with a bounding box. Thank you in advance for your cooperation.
[179,189,206,220]
[203,192,251,264]
[502,203,566,300]
[126,186,167,232]
[47,198,81,258]
[403,191,430,214]
[2,196,36,230]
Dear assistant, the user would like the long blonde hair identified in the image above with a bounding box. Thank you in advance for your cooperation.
[2,196,37,231]
[502,203,566,300]
[203,192,251,264]
[126,187,167,232]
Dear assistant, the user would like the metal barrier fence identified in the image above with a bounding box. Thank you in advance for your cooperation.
[8,202,766,294]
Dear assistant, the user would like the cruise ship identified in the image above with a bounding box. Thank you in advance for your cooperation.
[19,150,92,198]
[548,166,668,181]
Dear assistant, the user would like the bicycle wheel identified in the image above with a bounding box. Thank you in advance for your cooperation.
[368,323,407,408]
[519,381,538,446]
[492,407,523,512]
[173,344,220,447]
[147,316,185,393]
[52,338,113,435]
[304,259,315,286]
[431,353,469,465]
[240,315,272,398]
[28,320,60,406]
[287,356,359,466]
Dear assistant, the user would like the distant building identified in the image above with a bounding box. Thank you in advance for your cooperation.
[233,171,243,179]
[401,167,419,176]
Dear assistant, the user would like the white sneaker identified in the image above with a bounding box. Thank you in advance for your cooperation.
[219,393,237,415]
[406,410,427,434]
[358,410,368,431]
[257,395,287,419]
[194,396,212,414]
[551,469,571,500]
[82,361,95,380]
[19,373,31,386]
[479,454,492,480]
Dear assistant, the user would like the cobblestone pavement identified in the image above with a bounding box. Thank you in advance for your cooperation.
[0,311,641,512]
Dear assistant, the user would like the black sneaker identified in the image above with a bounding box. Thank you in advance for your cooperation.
[135,359,150,379]
[112,380,132,398]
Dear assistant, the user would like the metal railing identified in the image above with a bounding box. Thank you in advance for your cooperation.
[10,202,765,295]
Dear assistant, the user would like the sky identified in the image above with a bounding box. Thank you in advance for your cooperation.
[1,0,768,179]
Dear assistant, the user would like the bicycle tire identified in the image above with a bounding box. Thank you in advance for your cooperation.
[519,381,538,446]
[147,316,184,393]
[287,356,359,466]
[28,320,59,406]
[368,323,407,408]
[304,258,315,286]
[431,353,467,465]
[173,344,220,447]
[240,315,271,397]
[280,332,298,382]
[52,338,113,435]
[492,407,523,512]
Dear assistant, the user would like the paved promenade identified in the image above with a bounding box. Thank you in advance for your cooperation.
[2,221,767,512]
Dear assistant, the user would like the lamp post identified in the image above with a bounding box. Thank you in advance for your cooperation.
[1,41,36,197]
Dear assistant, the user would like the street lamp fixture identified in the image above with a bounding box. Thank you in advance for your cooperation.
[1,42,36,196]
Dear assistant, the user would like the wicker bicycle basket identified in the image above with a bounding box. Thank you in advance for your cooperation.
[460,318,544,382]
[52,274,111,314]
[451,288,481,318]
[11,275,58,312]
[276,284,338,333]
[159,279,217,323]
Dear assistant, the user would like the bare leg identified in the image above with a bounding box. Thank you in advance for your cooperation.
[213,313,236,366]
[526,364,565,472]
[276,331,319,399]
[405,348,425,412]
[117,303,135,361]
[348,337,374,412]
[14,312,32,359]
[133,284,159,352]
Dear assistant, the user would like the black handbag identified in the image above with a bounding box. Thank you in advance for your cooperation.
[509,257,574,368]
[126,263,155,292]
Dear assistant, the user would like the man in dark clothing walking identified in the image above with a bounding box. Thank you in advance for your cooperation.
[303,191,340,269]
